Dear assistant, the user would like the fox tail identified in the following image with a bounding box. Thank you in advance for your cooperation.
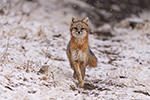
[88,49,97,67]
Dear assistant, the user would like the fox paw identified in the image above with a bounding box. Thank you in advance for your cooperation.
[78,82,84,87]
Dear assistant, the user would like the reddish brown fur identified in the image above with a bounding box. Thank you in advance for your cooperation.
[67,17,97,87]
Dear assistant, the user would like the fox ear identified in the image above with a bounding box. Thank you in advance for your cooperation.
[81,17,89,25]
[72,16,78,24]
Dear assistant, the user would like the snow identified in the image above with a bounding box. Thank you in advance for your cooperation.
[0,0,150,100]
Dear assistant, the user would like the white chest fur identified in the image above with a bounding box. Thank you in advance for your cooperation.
[72,50,87,62]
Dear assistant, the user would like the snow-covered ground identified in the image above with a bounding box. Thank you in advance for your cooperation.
[0,0,150,100]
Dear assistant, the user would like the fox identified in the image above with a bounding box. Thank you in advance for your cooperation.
[67,16,97,87]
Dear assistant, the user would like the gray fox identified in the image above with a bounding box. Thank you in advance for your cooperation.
[66,16,97,87]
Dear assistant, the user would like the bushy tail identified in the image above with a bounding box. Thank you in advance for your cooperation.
[88,49,97,67]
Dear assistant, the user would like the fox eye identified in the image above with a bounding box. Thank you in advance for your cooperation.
[81,28,84,30]
[74,28,78,30]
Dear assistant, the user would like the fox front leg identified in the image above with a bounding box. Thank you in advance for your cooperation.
[73,62,84,87]
[81,64,86,80]
[73,71,78,80]
[80,54,88,80]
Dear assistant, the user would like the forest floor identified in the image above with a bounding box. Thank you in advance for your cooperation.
[0,0,150,100]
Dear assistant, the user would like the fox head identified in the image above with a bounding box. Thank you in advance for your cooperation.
[70,16,89,38]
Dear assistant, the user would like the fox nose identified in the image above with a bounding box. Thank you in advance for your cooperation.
[78,31,81,34]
